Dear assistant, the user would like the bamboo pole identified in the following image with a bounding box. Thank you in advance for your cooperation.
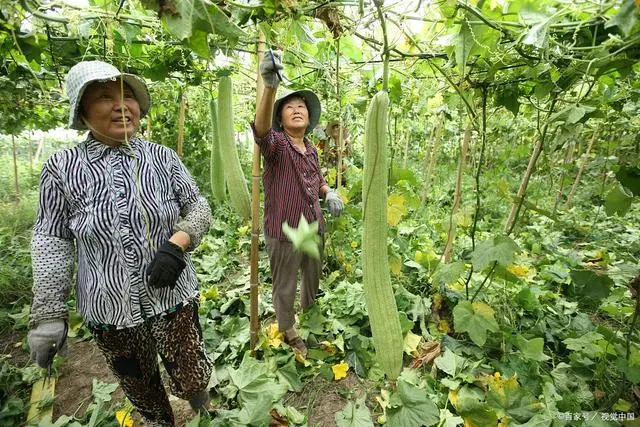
[503,137,543,234]
[503,98,557,235]
[177,90,186,157]
[401,132,409,169]
[336,37,344,189]
[146,114,152,140]
[34,137,44,164]
[249,32,266,354]
[12,134,19,201]
[28,131,33,172]
[565,127,598,208]
[422,113,444,202]
[552,139,575,215]
[443,123,471,263]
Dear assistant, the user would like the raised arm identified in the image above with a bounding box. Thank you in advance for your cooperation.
[254,50,282,137]
[255,86,277,137]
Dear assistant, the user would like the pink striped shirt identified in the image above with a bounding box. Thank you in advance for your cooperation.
[252,124,327,240]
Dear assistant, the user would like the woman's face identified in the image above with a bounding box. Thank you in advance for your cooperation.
[80,80,140,146]
[279,96,309,134]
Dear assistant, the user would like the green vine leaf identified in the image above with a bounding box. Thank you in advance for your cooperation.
[471,235,520,272]
[162,0,246,44]
[282,215,321,259]
[605,0,638,36]
[605,184,634,216]
[453,301,500,346]
[386,379,440,427]
[335,396,374,427]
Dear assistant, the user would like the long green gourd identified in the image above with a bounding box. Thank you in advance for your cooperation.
[217,76,251,219]
[362,90,403,379]
[209,98,226,201]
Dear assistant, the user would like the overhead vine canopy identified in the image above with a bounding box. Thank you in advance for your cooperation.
[1,0,639,135]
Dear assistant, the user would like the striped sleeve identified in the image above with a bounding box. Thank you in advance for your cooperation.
[30,156,75,326]
[169,149,201,207]
[33,158,73,238]
[168,149,211,250]
[251,123,279,160]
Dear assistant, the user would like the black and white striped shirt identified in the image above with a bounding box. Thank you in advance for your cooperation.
[30,135,211,328]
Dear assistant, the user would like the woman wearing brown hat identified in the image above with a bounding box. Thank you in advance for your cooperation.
[27,60,212,425]
[252,51,344,357]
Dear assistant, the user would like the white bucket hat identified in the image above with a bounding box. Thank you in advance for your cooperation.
[272,88,321,135]
[66,60,151,130]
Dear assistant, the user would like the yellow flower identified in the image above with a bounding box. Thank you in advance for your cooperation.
[115,410,134,427]
[332,360,349,380]
[350,241,359,248]
[266,323,283,348]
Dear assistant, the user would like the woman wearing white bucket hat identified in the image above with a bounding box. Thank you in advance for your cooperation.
[252,51,344,357]
[27,60,213,425]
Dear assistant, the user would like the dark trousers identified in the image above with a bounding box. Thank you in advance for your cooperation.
[91,300,212,426]
[266,235,323,331]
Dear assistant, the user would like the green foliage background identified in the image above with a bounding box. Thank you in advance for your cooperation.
[0,0,639,425]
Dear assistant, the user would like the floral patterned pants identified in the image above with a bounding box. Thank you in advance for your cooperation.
[90,299,212,426]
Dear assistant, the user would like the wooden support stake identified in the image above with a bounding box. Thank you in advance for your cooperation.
[421,113,444,202]
[177,91,186,157]
[12,134,19,201]
[34,137,45,165]
[565,127,598,208]
[503,137,544,234]
[250,32,266,354]
[28,131,33,172]
[336,37,344,189]
[443,123,471,263]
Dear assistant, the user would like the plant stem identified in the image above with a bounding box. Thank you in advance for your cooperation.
[626,298,639,361]
[471,262,497,302]
[374,0,390,91]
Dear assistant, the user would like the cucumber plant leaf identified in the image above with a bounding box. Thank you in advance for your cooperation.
[616,165,640,196]
[471,235,520,272]
[386,379,440,427]
[605,184,634,216]
[453,301,500,346]
[282,215,320,259]
[335,396,374,427]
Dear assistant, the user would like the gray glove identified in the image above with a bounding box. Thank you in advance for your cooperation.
[260,50,283,88]
[325,190,344,217]
[28,320,68,369]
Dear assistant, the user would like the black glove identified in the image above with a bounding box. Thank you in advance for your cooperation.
[146,241,186,289]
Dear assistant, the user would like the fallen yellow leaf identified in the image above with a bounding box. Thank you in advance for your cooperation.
[266,323,283,348]
[506,264,529,278]
[403,331,422,356]
[438,319,451,334]
[320,341,338,355]
[332,360,349,380]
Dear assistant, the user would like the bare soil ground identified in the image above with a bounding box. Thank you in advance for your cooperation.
[284,372,378,427]
[4,332,367,426]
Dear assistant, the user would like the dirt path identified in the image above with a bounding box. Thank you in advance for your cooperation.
[51,338,194,425]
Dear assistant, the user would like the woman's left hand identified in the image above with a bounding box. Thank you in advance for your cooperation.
[146,241,186,289]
